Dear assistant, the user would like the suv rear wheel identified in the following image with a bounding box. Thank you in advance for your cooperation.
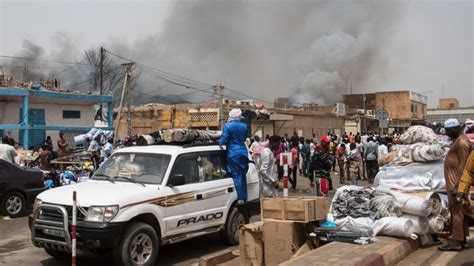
[220,206,247,245]
[114,222,159,266]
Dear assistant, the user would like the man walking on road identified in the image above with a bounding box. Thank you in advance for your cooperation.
[309,136,333,196]
[439,118,472,251]
[259,135,281,198]
[218,109,249,205]
[364,137,379,183]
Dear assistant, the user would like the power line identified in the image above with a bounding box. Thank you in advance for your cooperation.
[224,86,273,104]
[62,65,123,88]
[105,49,213,87]
[104,49,271,104]
[0,65,63,69]
[0,55,91,66]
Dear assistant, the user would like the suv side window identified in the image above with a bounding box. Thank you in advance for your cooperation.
[196,151,229,182]
[170,151,229,185]
[170,154,199,185]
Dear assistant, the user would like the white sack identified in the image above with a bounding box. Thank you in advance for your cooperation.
[410,143,446,162]
[332,216,375,229]
[428,215,445,233]
[400,126,437,144]
[371,191,403,219]
[378,189,433,217]
[401,214,429,235]
[373,217,416,238]
[375,161,446,191]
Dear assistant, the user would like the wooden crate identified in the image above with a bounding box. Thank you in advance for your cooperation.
[261,197,329,223]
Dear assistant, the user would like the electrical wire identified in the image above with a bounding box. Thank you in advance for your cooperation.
[62,65,123,88]
[105,49,213,87]
[0,55,91,66]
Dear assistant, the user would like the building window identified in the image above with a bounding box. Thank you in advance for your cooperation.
[63,110,81,119]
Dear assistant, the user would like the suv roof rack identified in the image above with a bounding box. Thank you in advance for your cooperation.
[146,140,219,148]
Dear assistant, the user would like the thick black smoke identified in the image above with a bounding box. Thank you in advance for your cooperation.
[4,0,403,106]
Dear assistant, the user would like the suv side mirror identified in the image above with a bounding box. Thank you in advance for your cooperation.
[168,174,185,187]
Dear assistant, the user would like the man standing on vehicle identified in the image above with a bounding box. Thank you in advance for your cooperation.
[219,109,249,205]
[259,135,281,198]
[0,136,17,163]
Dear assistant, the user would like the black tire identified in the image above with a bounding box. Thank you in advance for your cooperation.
[220,206,248,246]
[44,248,70,260]
[113,222,159,266]
[1,191,26,218]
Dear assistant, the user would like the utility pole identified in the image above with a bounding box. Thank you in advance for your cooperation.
[127,74,133,136]
[362,94,368,134]
[216,83,224,129]
[380,97,385,136]
[99,46,104,120]
[115,63,133,139]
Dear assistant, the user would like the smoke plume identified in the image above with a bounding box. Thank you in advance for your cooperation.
[4,0,403,106]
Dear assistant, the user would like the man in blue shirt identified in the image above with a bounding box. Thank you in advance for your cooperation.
[218,109,249,205]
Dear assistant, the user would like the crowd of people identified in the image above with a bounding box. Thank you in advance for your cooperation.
[244,130,401,196]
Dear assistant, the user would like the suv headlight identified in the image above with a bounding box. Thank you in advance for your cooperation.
[85,205,119,222]
[33,199,42,212]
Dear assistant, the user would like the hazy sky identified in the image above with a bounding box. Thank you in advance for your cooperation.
[0,0,473,108]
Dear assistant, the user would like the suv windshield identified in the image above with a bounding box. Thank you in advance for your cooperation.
[92,153,171,185]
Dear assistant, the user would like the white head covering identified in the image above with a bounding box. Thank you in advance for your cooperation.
[444,118,460,128]
[228,109,242,122]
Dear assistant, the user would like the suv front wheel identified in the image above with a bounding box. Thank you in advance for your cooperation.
[220,206,248,245]
[114,222,159,266]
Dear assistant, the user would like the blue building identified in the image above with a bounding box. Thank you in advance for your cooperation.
[0,87,113,149]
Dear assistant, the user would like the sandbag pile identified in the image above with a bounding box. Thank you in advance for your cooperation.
[378,125,448,169]
[162,129,221,142]
[330,186,374,219]
[329,186,446,241]
[74,128,114,146]
[375,125,449,191]
[400,125,438,144]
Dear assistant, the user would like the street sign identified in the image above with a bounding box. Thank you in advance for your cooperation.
[375,109,389,120]
[379,119,389,128]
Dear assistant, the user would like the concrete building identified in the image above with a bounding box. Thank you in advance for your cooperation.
[274,98,290,109]
[439,98,460,109]
[427,107,474,124]
[115,101,344,140]
[343,90,427,132]
[0,88,113,149]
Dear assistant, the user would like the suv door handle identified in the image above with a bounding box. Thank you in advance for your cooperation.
[195,194,203,200]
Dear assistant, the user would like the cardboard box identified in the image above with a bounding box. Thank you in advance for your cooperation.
[261,198,284,220]
[314,197,329,221]
[240,221,264,266]
[263,220,306,265]
[261,197,329,223]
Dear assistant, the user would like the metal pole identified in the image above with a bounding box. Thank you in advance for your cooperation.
[22,96,29,149]
[127,77,132,136]
[72,191,77,266]
[217,83,224,129]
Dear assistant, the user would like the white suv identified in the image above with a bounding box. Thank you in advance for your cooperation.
[29,144,260,265]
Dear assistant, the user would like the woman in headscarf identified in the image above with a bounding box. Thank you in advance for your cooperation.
[218,109,249,205]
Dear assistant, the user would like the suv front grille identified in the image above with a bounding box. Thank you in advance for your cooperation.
[40,204,87,221]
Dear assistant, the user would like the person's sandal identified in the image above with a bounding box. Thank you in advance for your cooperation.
[438,243,463,252]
